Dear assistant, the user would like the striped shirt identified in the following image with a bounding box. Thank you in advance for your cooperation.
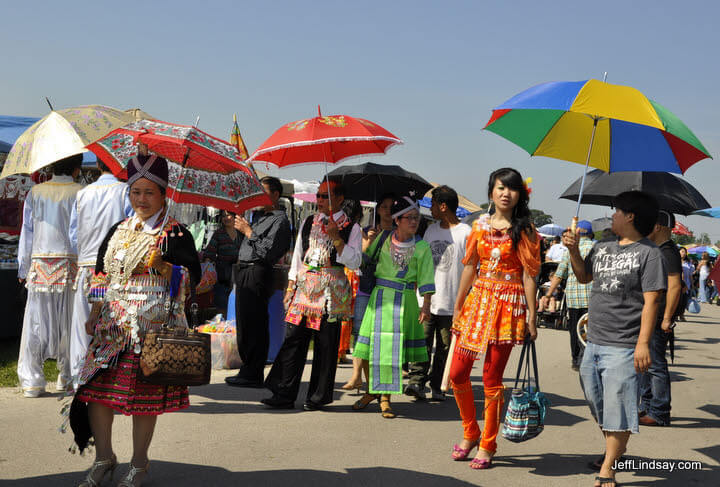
[554,237,594,309]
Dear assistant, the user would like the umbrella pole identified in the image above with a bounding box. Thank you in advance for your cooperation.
[158,148,191,250]
[572,117,599,231]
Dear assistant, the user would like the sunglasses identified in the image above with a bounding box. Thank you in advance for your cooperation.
[316,193,330,199]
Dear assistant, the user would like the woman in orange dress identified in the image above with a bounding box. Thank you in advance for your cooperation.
[449,167,540,470]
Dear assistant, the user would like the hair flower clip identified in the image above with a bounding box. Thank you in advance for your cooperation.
[524,177,533,195]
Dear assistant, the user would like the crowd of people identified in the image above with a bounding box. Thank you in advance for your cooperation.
[17,151,697,487]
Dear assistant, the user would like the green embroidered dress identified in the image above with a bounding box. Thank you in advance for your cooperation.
[354,233,434,394]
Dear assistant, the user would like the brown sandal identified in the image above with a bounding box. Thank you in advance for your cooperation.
[379,399,396,418]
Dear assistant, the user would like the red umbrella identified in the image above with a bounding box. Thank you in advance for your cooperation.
[672,222,693,236]
[88,119,271,213]
[247,107,403,167]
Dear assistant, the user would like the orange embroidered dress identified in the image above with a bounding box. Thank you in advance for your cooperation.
[453,214,540,356]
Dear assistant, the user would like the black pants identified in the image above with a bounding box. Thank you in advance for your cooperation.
[408,314,453,391]
[264,316,341,405]
[567,307,588,366]
[234,264,272,382]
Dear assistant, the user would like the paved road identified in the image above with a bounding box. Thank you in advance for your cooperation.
[2,304,719,486]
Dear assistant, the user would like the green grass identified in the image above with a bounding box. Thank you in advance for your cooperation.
[0,338,59,387]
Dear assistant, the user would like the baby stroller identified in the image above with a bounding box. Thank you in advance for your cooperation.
[535,261,568,329]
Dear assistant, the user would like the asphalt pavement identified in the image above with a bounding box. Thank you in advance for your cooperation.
[2,304,719,486]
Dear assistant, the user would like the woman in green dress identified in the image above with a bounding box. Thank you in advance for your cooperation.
[353,196,434,418]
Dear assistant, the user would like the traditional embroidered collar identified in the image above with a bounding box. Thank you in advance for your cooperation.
[129,208,165,234]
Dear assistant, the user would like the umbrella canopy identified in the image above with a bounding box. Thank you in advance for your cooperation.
[672,222,693,236]
[485,79,711,174]
[559,170,710,215]
[687,246,718,257]
[1,106,134,178]
[485,79,712,223]
[326,162,432,202]
[418,197,471,218]
[537,223,565,237]
[692,207,720,218]
[88,119,270,213]
[247,108,402,167]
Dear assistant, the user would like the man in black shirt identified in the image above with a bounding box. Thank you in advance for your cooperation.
[225,176,291,388]
[640,210,682,426]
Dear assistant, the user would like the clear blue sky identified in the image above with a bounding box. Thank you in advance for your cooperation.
[2,0,719,239]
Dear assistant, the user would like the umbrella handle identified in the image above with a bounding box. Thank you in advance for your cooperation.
[571,216,578,233]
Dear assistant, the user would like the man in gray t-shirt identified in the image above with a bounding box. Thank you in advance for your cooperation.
[564,191,665,486]
[584,238,666,348]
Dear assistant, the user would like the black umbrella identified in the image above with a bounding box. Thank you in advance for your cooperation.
[326,162,433,202]
[559,170,710,215]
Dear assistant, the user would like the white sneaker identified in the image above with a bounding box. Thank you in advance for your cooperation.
[22,387,44,398]
[55,376,70,392]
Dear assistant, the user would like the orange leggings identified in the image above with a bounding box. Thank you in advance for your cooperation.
[449,343,513,454]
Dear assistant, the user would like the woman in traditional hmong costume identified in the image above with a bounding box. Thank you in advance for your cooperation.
[69,154,201,487]
[353,196,434,418]
[449,168,540,470]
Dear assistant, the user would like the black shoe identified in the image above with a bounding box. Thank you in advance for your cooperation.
[260,395,295,409]
[404,383,427,400]
[303,400,324,411]
[430,389,446,401]
[225,374,263,388]
[571,363,580,371]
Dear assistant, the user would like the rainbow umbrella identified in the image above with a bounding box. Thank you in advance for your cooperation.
[484,79,712,222]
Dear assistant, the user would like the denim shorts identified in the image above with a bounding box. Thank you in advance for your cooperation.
[579,341,640,433]
[353,292,371,337]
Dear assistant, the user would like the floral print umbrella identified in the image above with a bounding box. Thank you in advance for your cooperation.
[1,105,135,179]
[88,119,270,213]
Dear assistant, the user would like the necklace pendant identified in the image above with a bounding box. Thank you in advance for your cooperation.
[490,247,501,260]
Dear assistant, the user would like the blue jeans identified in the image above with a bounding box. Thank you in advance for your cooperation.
[639,327,671,425]
[580,342,640,433]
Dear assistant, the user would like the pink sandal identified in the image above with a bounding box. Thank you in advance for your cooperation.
[451,440,479,461]
[469,449,494,470]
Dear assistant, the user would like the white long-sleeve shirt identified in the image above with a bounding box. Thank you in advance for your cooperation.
[288,210,362,281]
[69,173,133,267]
[18,175,82,279]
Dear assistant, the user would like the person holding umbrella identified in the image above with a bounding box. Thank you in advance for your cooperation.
[448,168,541,469]
[262,179,362,410]
[563,191,666,487]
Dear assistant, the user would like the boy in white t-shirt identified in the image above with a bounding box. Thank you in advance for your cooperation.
[406,186,472,401]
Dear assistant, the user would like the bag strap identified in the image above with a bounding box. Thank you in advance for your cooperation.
[513,340,529,390]
[529,340,540,391]
[370,230,391,264]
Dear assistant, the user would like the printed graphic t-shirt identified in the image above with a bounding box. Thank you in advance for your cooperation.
[584,238,666,348]
[423,222,472,315]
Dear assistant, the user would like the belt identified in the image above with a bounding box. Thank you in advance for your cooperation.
[478,270,523,283]
[235,262,267,269]
[376,278,416,291]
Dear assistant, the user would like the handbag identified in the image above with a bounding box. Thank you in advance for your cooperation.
[686,296,701,314]
[501,339,550,442]
[139,267,211,386]
[358,230,391,294]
